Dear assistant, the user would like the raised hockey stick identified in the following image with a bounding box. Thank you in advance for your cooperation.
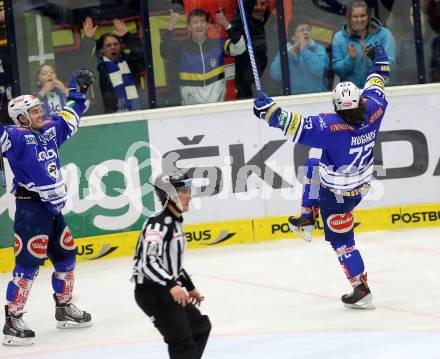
[0,146,5,188]
[237,0,262,93]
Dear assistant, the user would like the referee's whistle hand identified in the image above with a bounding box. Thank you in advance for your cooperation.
[170,285,189,307]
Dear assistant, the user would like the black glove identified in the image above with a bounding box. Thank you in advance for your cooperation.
[366,43,390,77]
[76,69,95,94]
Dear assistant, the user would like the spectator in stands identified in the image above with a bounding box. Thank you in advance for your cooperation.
[394,6,437,85]
[331,0,396,88]
[225,0,270,99]
[82,17,146,113]
[431,34,440,81]
[175,0,238,38]
[161,8,230,106]
[0,0,11,120]
[34,64,69,118]
[422,0,440,33]
[270,18,329,94]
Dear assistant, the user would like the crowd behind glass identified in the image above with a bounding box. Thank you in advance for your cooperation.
[1,0,439,119]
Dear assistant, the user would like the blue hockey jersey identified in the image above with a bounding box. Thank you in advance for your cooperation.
[0,100,86,213]
[269,73,387,198]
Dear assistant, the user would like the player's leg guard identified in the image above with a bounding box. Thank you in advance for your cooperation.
[300,158,321,210]
[52,269,75,304]
[6,265,38,314]
[51,259,92,329]
[3,265,38,346]
[331,240,374,310]
[288,158,320,241]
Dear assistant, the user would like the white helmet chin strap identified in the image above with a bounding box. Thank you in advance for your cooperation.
[19,113,33,128]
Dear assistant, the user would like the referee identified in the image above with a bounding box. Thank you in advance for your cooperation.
[132,172,211,359]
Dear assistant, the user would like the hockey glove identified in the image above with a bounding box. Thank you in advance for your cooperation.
[66,72,87,102]
[76,69,95,94]
[253,92,281,128]
[366,43,390,78]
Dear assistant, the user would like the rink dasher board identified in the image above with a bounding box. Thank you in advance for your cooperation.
[1,202,439,273]
[1,83,440,271]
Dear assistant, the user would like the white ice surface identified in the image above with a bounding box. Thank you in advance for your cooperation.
[1,227,440,359]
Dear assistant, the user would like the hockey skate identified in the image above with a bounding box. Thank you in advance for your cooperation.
[288,206,319,242]
[3,305,35,346]
[341,274,375,310]
[53,294,92,329]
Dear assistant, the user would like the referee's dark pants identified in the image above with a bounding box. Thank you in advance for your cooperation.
[135,282,211,359]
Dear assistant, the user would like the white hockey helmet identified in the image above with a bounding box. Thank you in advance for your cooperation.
[332,81,361,111]
[8,95,42,126]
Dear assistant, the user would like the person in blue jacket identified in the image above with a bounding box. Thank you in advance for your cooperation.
[332,0,395,88]
[253,43,390,310]
[270,17,329,94]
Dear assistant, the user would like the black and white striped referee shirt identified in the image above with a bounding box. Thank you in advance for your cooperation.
[132,207,194,291]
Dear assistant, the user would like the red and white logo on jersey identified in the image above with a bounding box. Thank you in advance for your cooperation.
[60,227,76,250]
[14,234,23,256]
[327,213,354,233]
[27,235,49,259]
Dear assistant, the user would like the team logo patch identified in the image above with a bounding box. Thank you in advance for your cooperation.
[327,213,354,233]
[60,227,76,250]
[330,123,354,132]
[27,235,49,259]
[60,110,74,123]
[369,107,383,124]
[37,148,57,162]
[278,110,289,127]
[368,77,384,88]
[45,160,59,180]
[286,113,301,136]
[24,135,37,145]
[14,234,23,256]
[40,127,56,144]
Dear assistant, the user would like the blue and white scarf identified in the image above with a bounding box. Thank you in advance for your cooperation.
[103,55,140,112]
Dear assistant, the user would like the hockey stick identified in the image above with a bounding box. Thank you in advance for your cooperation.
[237,0,262,93]
[0,146,5,188]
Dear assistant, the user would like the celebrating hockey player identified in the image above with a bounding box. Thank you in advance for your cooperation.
[253,43,390,310]
[132,172,211,359]
[1,69,95,346]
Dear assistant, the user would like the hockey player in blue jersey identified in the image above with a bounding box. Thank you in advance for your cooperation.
[0,69,95,346]
[253,43,390,310]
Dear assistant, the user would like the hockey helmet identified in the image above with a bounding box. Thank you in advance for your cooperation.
[154,172,192,205]
[8,95,42,126]
[332,81,361,111]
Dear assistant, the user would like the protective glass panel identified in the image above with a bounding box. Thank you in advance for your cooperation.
[149,0,283,106]
[11,0,146,116]
[392,0,440,85]
[283,1,440,89]
[149,0,234,106]
[275,0,340,94]
[0,0,11,122]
